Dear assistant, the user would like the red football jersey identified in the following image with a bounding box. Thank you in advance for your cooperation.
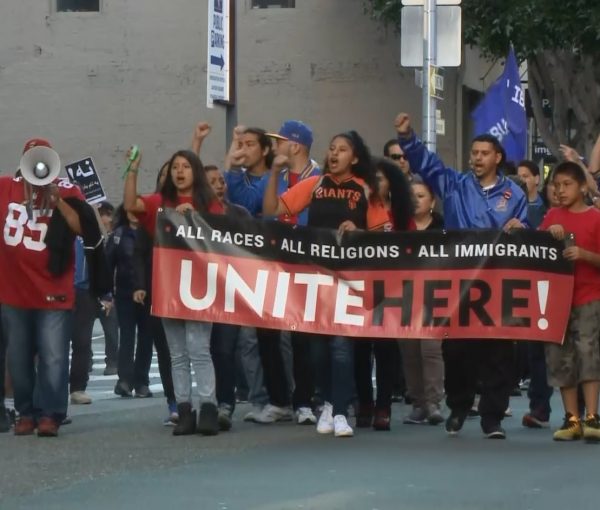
[0,176,84,309]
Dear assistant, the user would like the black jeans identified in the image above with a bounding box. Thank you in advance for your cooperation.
[210,323,241,409]
[442,339,514,429]
[149,314,175,405]
[256,328,314,410]
[70,288,97,392]
[290,331,314,410]
[256,328,290,408]
[527,341,553,418]
[115,296,153,390]
[354,339,396,409]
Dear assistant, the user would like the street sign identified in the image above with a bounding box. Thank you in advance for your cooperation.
[430,66,444,100]
[401,5,461,67]
[207,0,231,107]
[65,157,107,205]
[414,67,445,100]
[436,109,446,136]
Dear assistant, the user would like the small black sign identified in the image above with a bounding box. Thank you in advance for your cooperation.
[65,157,107,205]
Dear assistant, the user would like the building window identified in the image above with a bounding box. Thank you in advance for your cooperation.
[251,0,295,8]
[57,0,100,12]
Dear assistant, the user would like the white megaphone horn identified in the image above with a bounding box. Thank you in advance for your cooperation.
[19,146,61,186]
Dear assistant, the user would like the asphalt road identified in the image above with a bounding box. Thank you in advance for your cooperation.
[1,334,598,509]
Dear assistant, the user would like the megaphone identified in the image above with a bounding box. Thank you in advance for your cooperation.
[19,146,61,186]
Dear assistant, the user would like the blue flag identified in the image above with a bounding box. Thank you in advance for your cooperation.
[472,48,527,163]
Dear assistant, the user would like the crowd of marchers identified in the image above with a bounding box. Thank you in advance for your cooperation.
[1,115,600,444]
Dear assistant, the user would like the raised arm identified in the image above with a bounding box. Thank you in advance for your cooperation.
[394,113,460,199]
[262,156,289,216]
[123,147,146,213]
[191,122,211,156]
[223,125,245,171]
[589,134,600,176]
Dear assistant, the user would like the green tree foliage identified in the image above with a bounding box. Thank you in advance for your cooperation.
[365,0,600,158]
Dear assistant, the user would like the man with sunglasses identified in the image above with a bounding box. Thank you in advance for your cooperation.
[384,139,412,179]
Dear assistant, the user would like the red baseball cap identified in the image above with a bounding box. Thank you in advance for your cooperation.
[22,138,52,154]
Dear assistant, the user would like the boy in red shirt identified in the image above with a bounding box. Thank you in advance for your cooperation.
[540,161,600,442]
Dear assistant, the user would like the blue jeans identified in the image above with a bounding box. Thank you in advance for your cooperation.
[238,327,269,406]
[2,305,71,422]
[162,318,215,405]
[311,335,354,416]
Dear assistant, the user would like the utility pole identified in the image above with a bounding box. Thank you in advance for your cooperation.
[401,0,461,150]
[422,0,437,151]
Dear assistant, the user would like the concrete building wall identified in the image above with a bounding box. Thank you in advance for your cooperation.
[0,0,467,202]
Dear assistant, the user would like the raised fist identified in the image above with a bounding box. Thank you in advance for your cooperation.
[394,113,412,136]
[230,148,245,166]
[233,125,246,139]
[126,146,142,171]
[194,122,212,141]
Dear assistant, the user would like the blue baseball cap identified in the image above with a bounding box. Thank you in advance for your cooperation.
[267,120,313,148]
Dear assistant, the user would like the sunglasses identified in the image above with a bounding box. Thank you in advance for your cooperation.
[390,154,407,161]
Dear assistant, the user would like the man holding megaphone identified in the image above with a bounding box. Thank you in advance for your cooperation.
[0,138,107,437]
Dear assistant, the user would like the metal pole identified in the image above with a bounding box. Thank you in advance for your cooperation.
[422,0,437,151]
[224,0,237,152]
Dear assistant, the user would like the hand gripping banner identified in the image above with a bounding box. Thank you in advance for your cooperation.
[152,210,573,343]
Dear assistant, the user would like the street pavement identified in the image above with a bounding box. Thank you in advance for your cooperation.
[1,334,599,510]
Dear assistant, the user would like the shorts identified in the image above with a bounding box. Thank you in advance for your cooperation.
[545,300,600,387]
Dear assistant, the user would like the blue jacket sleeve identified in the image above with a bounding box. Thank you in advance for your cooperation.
[398,132,461,199]
[224,169,268,217]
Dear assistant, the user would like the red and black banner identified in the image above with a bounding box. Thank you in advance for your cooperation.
[152,210,574,344]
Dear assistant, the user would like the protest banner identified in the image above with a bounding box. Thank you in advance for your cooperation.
[152,210,572,343]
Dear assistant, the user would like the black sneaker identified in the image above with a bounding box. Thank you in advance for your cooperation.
[197,403,219,436]
[114,380,133,397]
[483,423,506,439]
[445,412,467,436]
[173,403,196,436]
[0,406,10,433]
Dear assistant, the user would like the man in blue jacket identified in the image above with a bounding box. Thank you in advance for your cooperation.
[395,112,528,439]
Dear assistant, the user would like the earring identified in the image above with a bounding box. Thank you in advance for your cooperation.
[429,208,433,214]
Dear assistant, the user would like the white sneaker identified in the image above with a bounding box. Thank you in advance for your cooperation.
[254,404,294,424]
[243,404,264,422]
[70,391,92,405]
[296,407,317,425]
[333,415,354,437]
[316,402,334,434]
